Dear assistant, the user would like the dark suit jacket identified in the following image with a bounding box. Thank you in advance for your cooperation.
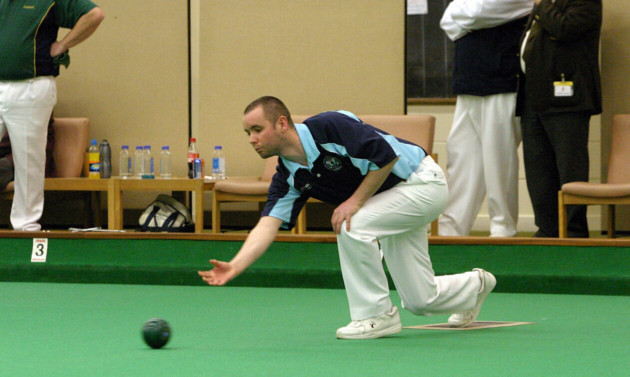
[516,0,602,116]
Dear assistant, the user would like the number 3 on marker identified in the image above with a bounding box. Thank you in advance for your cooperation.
[31,238,48,262]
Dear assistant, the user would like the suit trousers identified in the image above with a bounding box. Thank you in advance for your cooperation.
[439,93,521,236]
[337,156,481,320]
[0,77,57,231]
[520,106,590,237]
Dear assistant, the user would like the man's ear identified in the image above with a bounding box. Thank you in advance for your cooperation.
[277,115,289,131]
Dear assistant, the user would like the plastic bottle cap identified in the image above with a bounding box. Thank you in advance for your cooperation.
[136,146,143,150]
[190,138,196,142]
[162,146,169,150]
[122,145,129,149]
[215,146,222,149]
[145,145,151,149]
[91,139,97,145]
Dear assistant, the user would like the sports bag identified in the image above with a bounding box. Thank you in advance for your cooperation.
[139,194,193,232]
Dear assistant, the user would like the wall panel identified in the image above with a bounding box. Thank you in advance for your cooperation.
[55,0,190,179]
[197,0,405,177]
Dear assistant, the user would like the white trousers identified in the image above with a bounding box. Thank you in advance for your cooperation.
[337,157,481,320]
[0,77,57,231]
[439,93,520,237]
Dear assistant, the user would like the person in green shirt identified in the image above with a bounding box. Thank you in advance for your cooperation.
[0,0,104,231]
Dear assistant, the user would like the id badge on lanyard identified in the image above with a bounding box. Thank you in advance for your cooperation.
[554,74,573,97]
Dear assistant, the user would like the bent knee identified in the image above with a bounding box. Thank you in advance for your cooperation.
[401,290,443,316]
[402,300,434,316]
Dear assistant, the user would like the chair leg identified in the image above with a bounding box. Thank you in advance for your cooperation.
[607,205,615,238]
[83,191,92,228]
[93,192,102,228]
[558,191,568,238]
[85,191,101,228]
[212,194,221,233]
[295,207,307,234]
[430,219,438,236]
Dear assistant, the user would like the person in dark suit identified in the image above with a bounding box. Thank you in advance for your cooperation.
[517,0,602,237]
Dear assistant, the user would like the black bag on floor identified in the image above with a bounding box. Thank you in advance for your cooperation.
[139,194,194,232]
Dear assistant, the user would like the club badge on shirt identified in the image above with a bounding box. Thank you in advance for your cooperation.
[324,156,342,172]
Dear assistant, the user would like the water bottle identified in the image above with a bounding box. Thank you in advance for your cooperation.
[88,139,100,179]
[133,146,144,177]
[187,138,198,179]
[99,139,112,178]
[212,145,226,179]
[159,146,172,178]
[119,145,131,178]
[142,145,155,179]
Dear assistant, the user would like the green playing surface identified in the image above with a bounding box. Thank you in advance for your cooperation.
[1,282,627,376]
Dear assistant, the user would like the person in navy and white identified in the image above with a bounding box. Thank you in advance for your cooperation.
[438,0,532,237]
[199,96,496,339]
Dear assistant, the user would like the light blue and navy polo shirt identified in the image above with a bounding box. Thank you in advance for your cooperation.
[0,0,98,80]
[262,111,428,229]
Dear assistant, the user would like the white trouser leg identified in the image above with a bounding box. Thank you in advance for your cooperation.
[439,95,485,235]
[380,231,480,317]
[337,157,481,319]
[0,77,56,231]
[439,94,520,236]
[481,93,520,237]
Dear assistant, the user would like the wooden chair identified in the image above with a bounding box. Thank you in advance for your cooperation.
[558,114,630,238]
[1,117,89,197]
[212,114,438,235]
[212,155,306,233]
[0,117,90,225]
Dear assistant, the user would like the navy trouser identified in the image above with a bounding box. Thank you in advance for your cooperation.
[520,107,590,238]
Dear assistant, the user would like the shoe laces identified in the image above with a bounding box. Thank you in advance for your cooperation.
[451,312,472,321]
[347,320,363,328]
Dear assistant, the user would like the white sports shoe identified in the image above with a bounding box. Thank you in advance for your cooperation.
[448,268,496,327]
[336,306,402,340]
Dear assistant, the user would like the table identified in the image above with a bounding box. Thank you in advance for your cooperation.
[44,177,114,228]
[42,177,215,233]
[112,177,215,233]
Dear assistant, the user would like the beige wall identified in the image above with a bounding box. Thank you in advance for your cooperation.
[54,0,189,208]
[601,0,630,230]
[56,0,189,173]
[195,0,405,178]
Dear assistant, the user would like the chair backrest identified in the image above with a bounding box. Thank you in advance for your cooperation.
[51,117,89,178]
[292,114,436,154]
[266,114,436,182]
[607,114,630,184]
[357,115,435,155]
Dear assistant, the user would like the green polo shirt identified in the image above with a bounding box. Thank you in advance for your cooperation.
[0,0,97,80]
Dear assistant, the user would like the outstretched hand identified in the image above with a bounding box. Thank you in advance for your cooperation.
[198,259,237,286]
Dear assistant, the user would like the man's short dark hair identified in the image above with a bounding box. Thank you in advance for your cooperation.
[244,96,293,126]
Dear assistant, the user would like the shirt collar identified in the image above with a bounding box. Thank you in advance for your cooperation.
[280,123,319,173]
